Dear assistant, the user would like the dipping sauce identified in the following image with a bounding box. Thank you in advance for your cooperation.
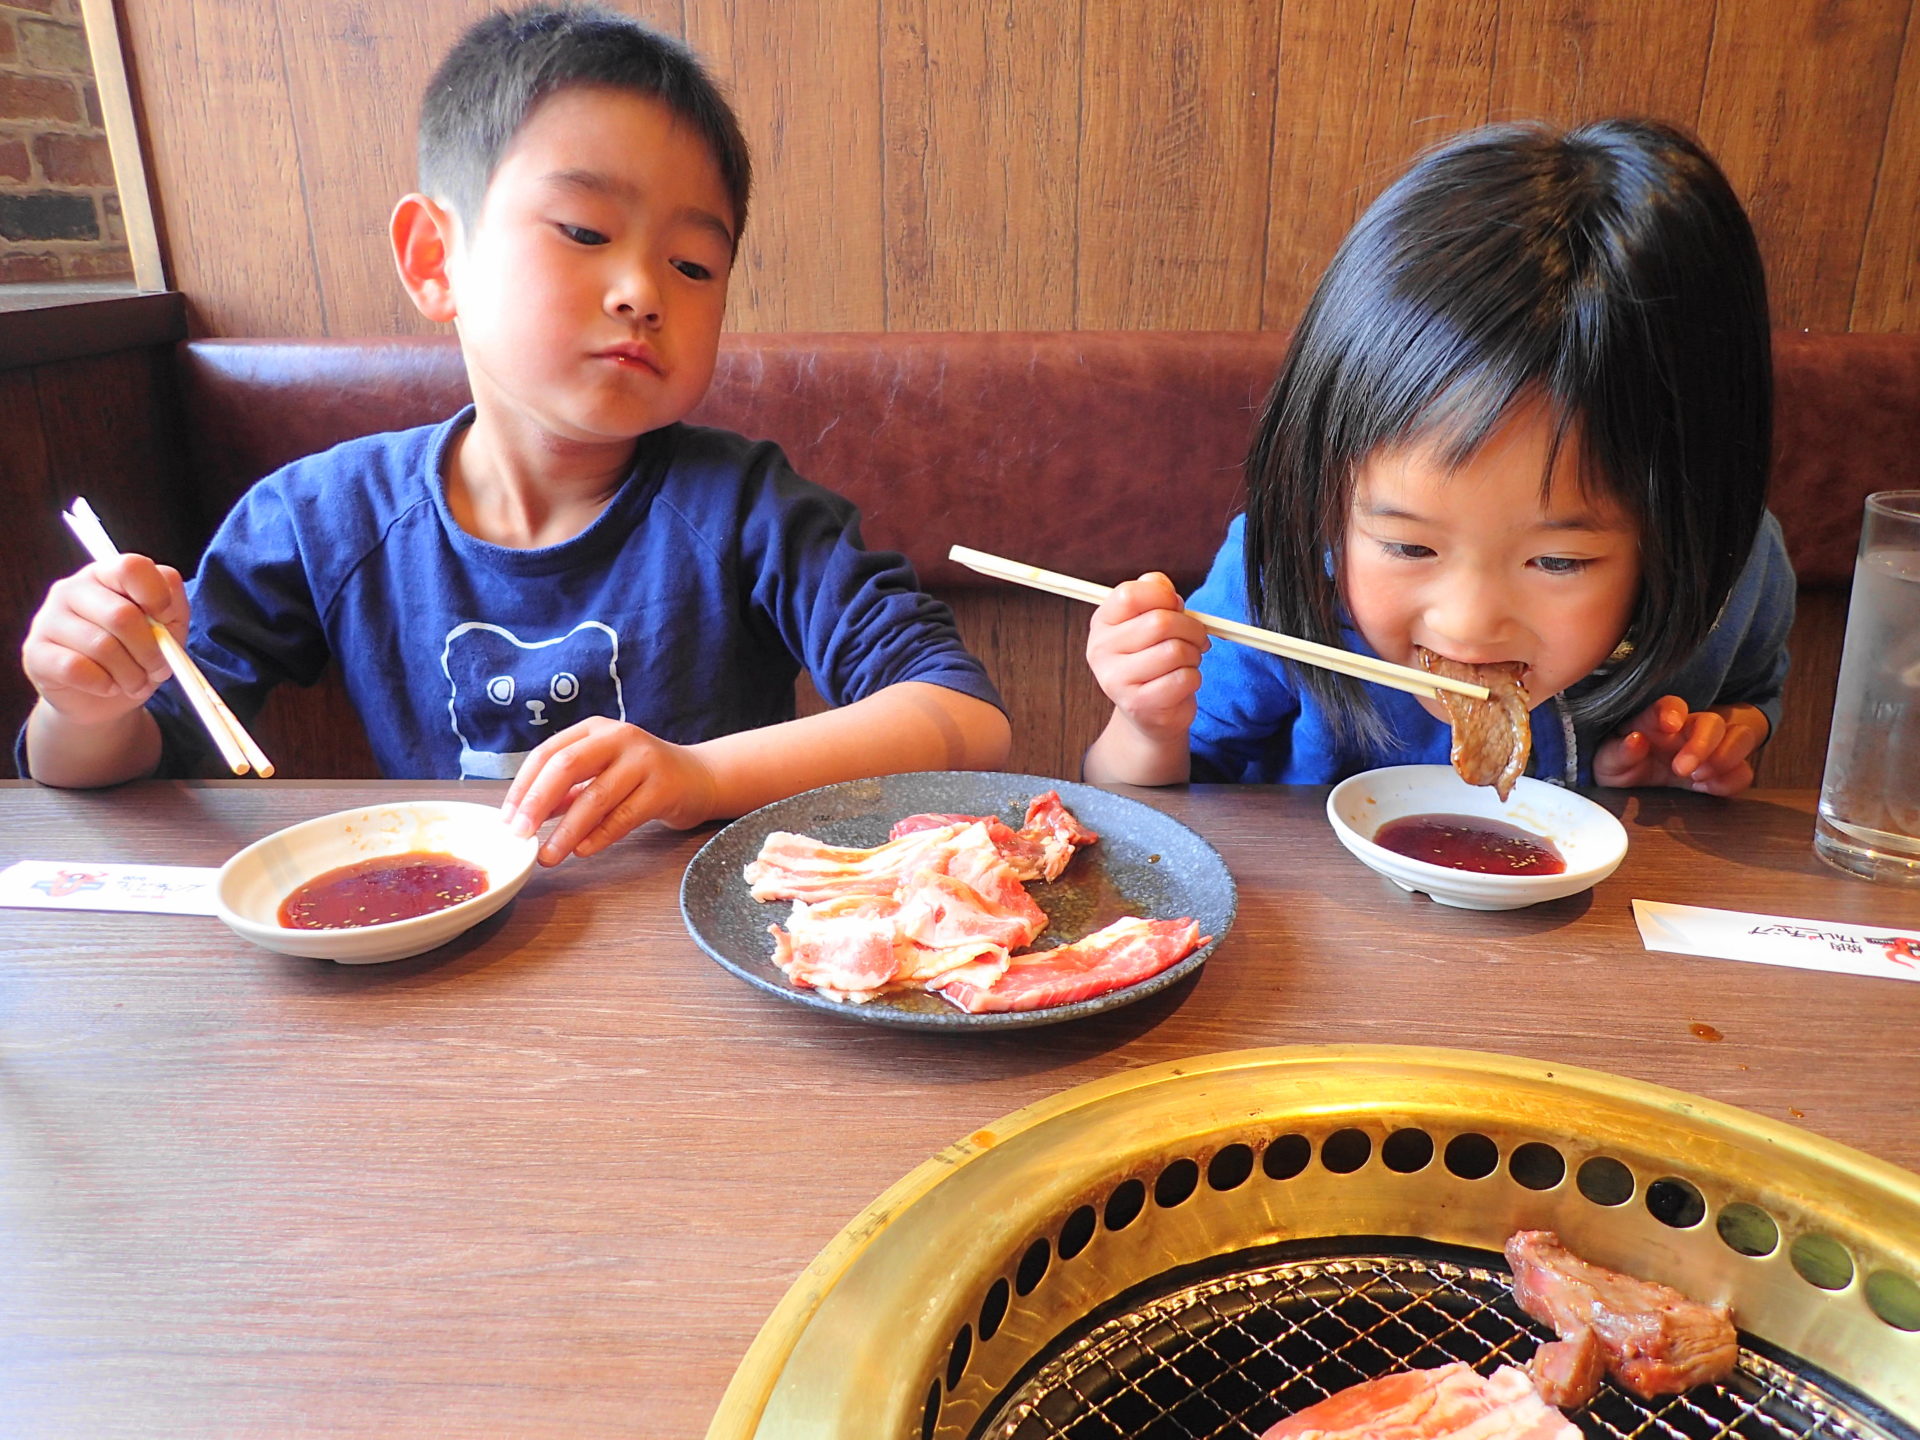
[278,851,487,929]
[1372,813,1566,876]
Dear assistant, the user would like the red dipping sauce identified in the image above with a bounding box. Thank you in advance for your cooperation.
[278,851,488,930]
[1372,813,1566,876]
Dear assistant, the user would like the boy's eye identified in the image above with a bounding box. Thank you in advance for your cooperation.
[671,259,714,281]
[558,224,609,246]
[1380,541,1435,561]
[1533,555,1591,575]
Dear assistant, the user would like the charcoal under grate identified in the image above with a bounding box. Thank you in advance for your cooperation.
[981,1252,1903,1440]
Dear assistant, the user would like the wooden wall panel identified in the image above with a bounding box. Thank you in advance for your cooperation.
[1261,0,1498,328]
[114,0,1920,337]
[119,0,322,337]
[1492,1,1714,134]
[881,0,1079,330]
[1077,2,1279,330]
[686,0,887,332]
[1699,0,1909,332]
[1851,12,1920,330]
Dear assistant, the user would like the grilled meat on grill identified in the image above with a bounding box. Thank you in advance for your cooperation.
[1258,1361,1578,1440]
[1506,1230,1739,1401]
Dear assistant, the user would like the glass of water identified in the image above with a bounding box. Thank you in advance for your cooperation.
[1814,491,1920,884]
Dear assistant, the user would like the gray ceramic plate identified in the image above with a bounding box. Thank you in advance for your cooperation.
[679,771,1237,1031]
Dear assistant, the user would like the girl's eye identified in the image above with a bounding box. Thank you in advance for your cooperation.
[1534,555,1591,575]
[671,259,714,281]
[1381,541,1435,561]
[559,224,609,246]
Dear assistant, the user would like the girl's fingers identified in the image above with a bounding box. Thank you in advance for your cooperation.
[1693,720,1764,778]
[1671,712,1728,778]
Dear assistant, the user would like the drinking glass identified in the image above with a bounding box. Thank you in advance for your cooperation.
[1814,491,1920,884]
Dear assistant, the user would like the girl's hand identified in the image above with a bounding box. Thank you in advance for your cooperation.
[1592,695,1768,796]
[501,716,719,866]
[22,556,190,727]
[1085,572,1210,744]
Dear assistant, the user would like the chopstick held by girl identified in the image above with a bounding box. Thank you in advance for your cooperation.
[1084,119,1792,797]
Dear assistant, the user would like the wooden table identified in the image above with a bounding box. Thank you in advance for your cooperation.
[4,780,1918,1438]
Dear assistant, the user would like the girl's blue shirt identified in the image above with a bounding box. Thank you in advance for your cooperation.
[1186,512,1795,786]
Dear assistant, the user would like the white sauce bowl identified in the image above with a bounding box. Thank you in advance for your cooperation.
[1326,765,1628,910]
[215,800,539,963]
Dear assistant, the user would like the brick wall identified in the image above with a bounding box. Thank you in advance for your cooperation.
[0,0,131,283]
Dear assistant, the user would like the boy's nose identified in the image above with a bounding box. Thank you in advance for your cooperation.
[609,265,663,327]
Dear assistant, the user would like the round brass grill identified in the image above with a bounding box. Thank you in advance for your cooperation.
[981,1249,1904,1440]
[708,1048,1920,1439]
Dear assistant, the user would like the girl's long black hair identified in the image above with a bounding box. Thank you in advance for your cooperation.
[1244,118,1772,746]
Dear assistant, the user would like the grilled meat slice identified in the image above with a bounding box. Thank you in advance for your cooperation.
[1418,649,1531,801]
[1506,1230,1738,1400]
[1259,1361,1578,1440]
[1526,1325,1607,1407]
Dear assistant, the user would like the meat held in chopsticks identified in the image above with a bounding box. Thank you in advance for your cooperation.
[746,793,1207,1013]
[1506,1230,1738,1405]
[1418,647,1531,801]
[1258,1361,1579,1440]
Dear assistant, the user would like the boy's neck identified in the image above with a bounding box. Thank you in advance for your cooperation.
[442,405,640,550]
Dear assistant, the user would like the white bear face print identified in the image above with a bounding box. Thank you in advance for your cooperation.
[441,621,626,779]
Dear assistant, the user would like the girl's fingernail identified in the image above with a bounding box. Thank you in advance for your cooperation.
[510,812,535,838]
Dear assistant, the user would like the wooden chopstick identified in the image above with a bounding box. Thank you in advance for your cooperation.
[61,498,276,777]
[948,544,1491,703]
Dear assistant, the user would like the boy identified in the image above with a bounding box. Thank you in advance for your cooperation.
[19,4,1010,866]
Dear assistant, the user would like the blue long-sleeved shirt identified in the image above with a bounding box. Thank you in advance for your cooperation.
[74,409,1001,780]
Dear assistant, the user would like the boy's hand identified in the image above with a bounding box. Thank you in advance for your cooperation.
[501,716,719,866]
[1592,695,1768,796]
[22,556,189,727]
[1086,572,1210,744]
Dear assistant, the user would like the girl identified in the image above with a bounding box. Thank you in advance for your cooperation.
[1084,118,1793,797]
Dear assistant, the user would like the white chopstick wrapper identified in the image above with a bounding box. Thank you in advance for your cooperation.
[1633,899,1920,984]
[61,499,274,777]
[0,860,220,915]
[947,544,1488,702]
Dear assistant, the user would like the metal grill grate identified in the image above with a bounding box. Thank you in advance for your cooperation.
[979,1252,1908,1440]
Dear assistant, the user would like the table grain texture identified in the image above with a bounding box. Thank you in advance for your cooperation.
[3,780,1918,1438]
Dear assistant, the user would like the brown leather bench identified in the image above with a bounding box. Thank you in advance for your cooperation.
[173,331,1920,786]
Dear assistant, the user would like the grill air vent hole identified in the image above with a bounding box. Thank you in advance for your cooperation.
[1322,1128,1372,1174]
[1058,1204,1097,1260]
[1716,1201,1780,1256]
[1382,1128,1435,1173]
[1443,1132,1499,1179]
[1577,1154,1635,1205]
[1647,1176,1707,1228]
[1155,1158,1201,1207]
[922,1379,939,1439]
[1508,1142,1565,1190]
[1791,1234,1855,1291]
[1263,1133,1311,1180]
[1865,1269,1920,1330]
[946,1323,972,1391]
[1104,1177,1147,1231]
[979,1276,1010,1341]
[1207,1143,1255,1191]
[1016,1236,1050,1295]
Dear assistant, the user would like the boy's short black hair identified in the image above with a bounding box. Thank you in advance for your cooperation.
[1243,118,1772,747]
[419,4,751,246]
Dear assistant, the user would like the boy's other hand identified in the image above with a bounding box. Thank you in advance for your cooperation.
[1085,572,1210,744]
[1592,695,1767,796]
[501,716,719,866]
[22,556,189,727]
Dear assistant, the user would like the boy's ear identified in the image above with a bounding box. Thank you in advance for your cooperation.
[391,193,461,324]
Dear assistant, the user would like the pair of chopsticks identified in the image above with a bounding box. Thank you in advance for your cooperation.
[948,545,1490,702]
[61,498,275,777]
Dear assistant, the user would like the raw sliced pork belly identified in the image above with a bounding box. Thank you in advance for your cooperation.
[744,821,971,903]
[890,791,1098,882]
[935,916,1207,1014]
[1506,1230,1738,1403]
[1259,1362,1578,1440]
